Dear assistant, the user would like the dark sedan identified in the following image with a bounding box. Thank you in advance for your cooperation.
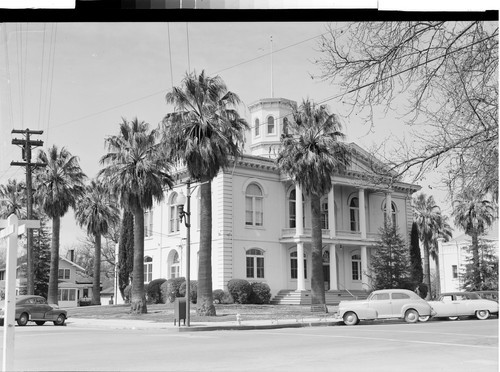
[0,295,67,326]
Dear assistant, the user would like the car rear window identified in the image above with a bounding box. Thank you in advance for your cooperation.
[392,293,410,300]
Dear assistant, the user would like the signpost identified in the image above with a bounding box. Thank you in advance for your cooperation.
[0,215,40,372]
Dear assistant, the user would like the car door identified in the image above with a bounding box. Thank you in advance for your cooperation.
[35,297,54,320]
[436,294,460,317]
[390,292,412,317]
[368,293,392,318]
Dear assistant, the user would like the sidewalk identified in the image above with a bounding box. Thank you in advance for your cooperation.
[67,315,344,332]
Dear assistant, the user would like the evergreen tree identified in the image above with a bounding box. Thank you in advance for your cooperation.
[118,209,134,299]
[460,240,499,291]
[369,220,412,290]
[33,217,51,298]
[409,222,424,286]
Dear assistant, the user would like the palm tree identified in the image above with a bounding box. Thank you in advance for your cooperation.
[162,70,249,316]
[34,146,86,305]
[276,99,351,312]
[99,118,174,314]
[430,215,453,296]
[75,179,120,305]
[412,193,443,299]
[0,179,26,218]
[453,188,496,289]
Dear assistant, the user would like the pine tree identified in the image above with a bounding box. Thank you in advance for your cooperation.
[460,240,499,291]
[33,217,51,298]
[118,209,134,299]
[369,220,412,290]
[409,222,424,286]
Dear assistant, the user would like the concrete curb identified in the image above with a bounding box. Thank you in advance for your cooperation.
[176,320,344,332]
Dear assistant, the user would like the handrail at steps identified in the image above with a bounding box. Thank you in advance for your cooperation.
[337,283,358,300]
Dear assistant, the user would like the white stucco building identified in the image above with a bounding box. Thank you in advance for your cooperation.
[142,97,421,303]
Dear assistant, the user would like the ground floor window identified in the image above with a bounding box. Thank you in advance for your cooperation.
[246,249,264,278]
[144,256,153,283]
[452,265,458,279]
[290,251,307,279]
[170,251,180,279]
[58,289,76,301]
[352,253,361,280]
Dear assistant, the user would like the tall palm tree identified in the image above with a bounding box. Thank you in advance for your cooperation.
[75,179,120,305]
[453,188,496,289]
[430,215,453,296]
[99,118,174,314]
[276,99,351,312]
[162,70,249,316]
[34,146,86,305]
[0,179,27,218]
[412,193,443,299]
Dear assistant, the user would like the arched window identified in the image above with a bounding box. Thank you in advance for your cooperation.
[383,201,397,227]
[144,256,153,283]
[290,251,307,279]
[283,117,289,135]
[267,116,275,134]
[288,189,305,228]
[144,209,153,237]
[246,248,264,278]
[170,251,180,279]
[254,118,260,136]
[169,193,180,233]
[351,253,361,281]
[321,197,328,230]
[349,197,359,232]
[245,183,263,226]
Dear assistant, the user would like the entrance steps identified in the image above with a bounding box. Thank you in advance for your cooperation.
[271,289,368,306]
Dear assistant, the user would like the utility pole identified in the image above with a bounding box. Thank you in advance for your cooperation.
[11,128,46,295]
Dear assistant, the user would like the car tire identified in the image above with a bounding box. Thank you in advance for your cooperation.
[53,314,66,326]
[343,312,359,326]
[476,310,490,320]
[17,313,29,326]
[404,309,419,323]
[35,321,45,326]
[448,316,459,321]
[418,315,430,322]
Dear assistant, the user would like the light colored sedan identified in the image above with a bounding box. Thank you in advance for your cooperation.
[424,292,499,321]
[338,289,434,326]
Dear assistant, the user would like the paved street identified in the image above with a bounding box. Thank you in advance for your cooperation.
[2,318,498,371]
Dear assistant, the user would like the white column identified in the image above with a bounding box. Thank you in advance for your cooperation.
[358,188,367,239]
[296,242,306,291]
[295,184,303,236]
[329,244,338,290]
[328,186,335,237]
[361,245,369,291]
[385,191,392,226]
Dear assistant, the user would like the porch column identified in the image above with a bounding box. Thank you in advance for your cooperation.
[361,245,369,291]
[385,191,392,226]
[329,244,338,290]
[358,188,367,239]
[296,242,306,291]
[328,186,335,237]
[295,184,304,236]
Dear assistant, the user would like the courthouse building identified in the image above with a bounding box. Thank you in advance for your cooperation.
[142,97,421,302]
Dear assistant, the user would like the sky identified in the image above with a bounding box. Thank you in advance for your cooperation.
[0,20,483,249]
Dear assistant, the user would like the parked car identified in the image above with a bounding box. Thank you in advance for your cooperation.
[472,290,498,302]
[337,289,434,326]
[0,295,67,326]
[424,292,499,321]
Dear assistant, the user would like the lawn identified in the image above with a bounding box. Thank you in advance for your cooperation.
[66,302,338,323]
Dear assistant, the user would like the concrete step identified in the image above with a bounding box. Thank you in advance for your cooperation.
[271,290,368,306]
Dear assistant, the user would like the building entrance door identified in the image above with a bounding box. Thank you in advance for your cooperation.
[322,250,330,290]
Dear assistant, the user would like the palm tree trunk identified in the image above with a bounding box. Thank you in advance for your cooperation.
[471,230,481,289]
[92,233,101,305]
[423,241,432,299]
[310,194,327,313]
[196,178,216,316]
[47,215,60,305]
[131,205,147,314]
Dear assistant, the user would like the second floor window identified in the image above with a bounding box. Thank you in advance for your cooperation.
[255,118,260,136]
[144,209,153,237]
[452,265,458,279]
[383,201,397,227]
[289,189,305,228]
[245,183,263,226]
[267,116,275,134]
[144,256,153,283]
[58,268,70,280]
[170,193,180,233]
[321,199,328,229]
[349,197,359,232]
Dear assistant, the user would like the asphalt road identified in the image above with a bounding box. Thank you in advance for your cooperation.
[2,318,498,371]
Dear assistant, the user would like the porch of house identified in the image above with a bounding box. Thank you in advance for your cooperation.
[271,289,369,306]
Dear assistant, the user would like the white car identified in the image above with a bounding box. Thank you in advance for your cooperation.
[338,289,434,326]
[424,292,499,321]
